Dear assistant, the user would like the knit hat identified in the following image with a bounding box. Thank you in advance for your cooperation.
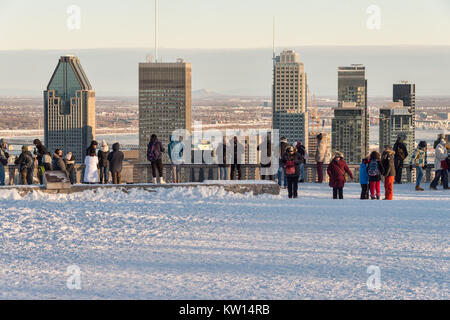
[22,145,29,152]
[65,152,72,160]
[101,140,109,152]
[334,151,344,158]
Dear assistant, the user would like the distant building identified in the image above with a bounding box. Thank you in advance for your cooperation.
[393,82,416,142]
[337,65,368,156]
[44,55,95,163]
[272,50,308,150]
[379,102,415,159]
[139,59,192,162]
[332,102,365,164]
[436,112,450,121]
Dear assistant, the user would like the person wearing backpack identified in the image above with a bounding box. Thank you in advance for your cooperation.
[147,134,165,184]
[33,139,47,184]
[409,141,427,191]
[393,136,408,184]
[327,151,353,199]
[367,151,383,200]
[280,146,303,199]
[359,156,370,200]
[381,145,396,200]
[14,145,34,185]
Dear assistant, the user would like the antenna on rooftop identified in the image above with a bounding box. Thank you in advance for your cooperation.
[155,0,158,63]
[272,16,276,63]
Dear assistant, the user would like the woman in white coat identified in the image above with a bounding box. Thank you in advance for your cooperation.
[84,148,99,184]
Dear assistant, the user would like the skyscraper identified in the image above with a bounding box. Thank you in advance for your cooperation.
[139,58,192,162]
[332,102,365,164]
[272,50,308,148]
[44,55,95,163]
[337,65,368,156]
[379,102,414,159]
[393,82,416,141]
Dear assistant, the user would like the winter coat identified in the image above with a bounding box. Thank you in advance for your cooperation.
[315,139,327,162]
[393,141,408,161]
[327,158,353,188]
[381,150,396,177]
[14,151,34,172]
[409,148,427,168]
[0,148,9,166]
[98,150,110,168]
[147,138,165,162]
[43,153,53,171]
[279,140,289,160]
[107,143,124,173]
[83,155,99,183]
[168,138,184,164]
[359,161,369,184]
[52,153,69,177]
[280,151,302,177]
[296,143,306,164]
[34,144,47,166]
[257,138,272,168]
[434,140,447,171]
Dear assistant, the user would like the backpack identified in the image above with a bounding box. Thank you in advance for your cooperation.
[368,160,380,177]
[147,142,160,162]
[396,147,406,160]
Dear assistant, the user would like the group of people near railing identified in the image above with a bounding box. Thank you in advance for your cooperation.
[0,133,449,201]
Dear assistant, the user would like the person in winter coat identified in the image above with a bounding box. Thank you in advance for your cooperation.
[258,135,273,181]
[107,142,124,184]
[393,136,408,184]
[86,140,98,156]
[359,156,370,200]
[147,134,165,184]
[230,136,245,180]
[33,139,47,184]
[381,145,396,200]
[281,146,303,198]
[14,145,34,185]
[430,139,449,190]
[83,148,99,184]
[278,137,289,187]
[168,135,184,183]
[97,140,110,184]
[409,141,428,191]
[367,151,383,200]
[315,133,328,184]
[64,152,76,184]
[296,141,306,182]
[327,151,353,199]
[0,138,9,185]
[52,149,69,178]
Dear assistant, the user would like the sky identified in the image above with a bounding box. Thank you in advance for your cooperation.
[1,0,450,50]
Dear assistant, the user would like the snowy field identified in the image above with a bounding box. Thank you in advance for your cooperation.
[0,183,448,300]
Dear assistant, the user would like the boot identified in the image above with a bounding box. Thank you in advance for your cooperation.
[152,177,157,184]
[160,177,166,184]
[415,185,424,191]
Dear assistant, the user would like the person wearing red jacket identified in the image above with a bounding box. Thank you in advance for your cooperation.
[327,151,353,199]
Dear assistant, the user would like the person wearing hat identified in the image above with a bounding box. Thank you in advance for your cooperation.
[14,145,34,185]
[381,145,396,200]
[97,140,110,184]
[315,133,327,183]
[430,138,449,190]
[327,151,353,199]
[64,152,76,184]
[409,141,428,191]
[393,136,408,184]
[0,138,9,185]
[280,145,303,198]
[86,140,99,156]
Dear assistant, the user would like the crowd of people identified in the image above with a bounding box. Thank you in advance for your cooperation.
[0,133,448,201]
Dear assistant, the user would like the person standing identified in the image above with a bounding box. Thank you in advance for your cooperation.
[409,141,427,191]
[14,145,34,185]
[33,139,47,184]
[258,135,273,181]
[315,133,327,183]
[393,136,408,184]
[327,151,353,199]
[147,134,165,184]
[168,135,184,183]
[281,146,303,198]
[86,140,98,156]
[381,145,396,200]
[217,138,229,180]
[97,140,110,184]
[0,138,9,185]
[278,137,289,187]
[53,149,69,178]
[64,152,76,184]
[108,142,124,184]
[359,156,370,200]
[367,151,383,200]
[430,139,449,190]
[296,141,306,183]
[83,149,99,184]
[230,136,244,180]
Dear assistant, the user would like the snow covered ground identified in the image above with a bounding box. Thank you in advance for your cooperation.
[0,183,448,300]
